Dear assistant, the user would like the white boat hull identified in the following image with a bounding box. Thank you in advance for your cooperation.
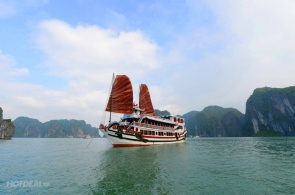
[105,129,187,147]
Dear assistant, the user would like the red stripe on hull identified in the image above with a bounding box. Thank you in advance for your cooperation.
[142,135,185,139]
[112,144,152,147]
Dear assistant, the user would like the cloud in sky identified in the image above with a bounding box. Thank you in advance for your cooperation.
[0,51,29,78]
[167,0,295,110]
[1,0,295,127]
[35,19,160,82]
[1,18,162,126]
[217,1,295,85]
[0,0,48,18]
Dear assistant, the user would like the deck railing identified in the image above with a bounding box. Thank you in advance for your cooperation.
[119,121,130,126]
[120,121,174,131]
[133,122,173,131]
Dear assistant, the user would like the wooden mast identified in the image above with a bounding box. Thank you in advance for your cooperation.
[109,73,115,123]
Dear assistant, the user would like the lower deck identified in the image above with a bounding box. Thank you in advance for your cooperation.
[106,125,187,147]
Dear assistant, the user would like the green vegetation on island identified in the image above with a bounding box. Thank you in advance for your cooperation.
[181,86,295,137]
[3,86,295,138]
[13,117,100,138]
[154,109,170,116]
[181,106,245,137]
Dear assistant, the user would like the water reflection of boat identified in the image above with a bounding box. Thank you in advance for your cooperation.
[99,74,187,147]
[90,147,159,194]
[188,135,199,138]
[83,135,91,139]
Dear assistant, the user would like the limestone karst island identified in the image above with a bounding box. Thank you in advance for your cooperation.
[0,107,15,139]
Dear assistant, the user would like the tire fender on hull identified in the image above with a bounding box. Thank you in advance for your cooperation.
[108,122,123,139]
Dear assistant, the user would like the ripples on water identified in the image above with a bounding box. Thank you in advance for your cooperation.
[1,137,295,194]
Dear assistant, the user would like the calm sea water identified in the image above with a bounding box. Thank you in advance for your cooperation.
[1,137,295,194]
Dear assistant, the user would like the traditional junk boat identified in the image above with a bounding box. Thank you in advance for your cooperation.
[99,74,187,147]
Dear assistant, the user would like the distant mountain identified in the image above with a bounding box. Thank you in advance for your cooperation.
[181,106,245,137]
[155,109,170,116]
[13,117,100,138]
[8,86,295,138]
[245,86,295,136]
[180,86,295,137]
[181,111,199,136]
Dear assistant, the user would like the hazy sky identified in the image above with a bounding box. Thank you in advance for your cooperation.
[1,0,295,127]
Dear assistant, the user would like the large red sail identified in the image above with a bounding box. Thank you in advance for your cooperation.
[105,75,133,114]
[139,84,155,116]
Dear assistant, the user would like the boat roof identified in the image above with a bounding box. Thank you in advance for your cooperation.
[133,106,144,111]
[142,115,176,125]
[159,114,184,118]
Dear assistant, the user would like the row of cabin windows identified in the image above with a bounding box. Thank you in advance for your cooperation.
[123,119,175,129]
[140,130,179,136]
[141,119,174,128]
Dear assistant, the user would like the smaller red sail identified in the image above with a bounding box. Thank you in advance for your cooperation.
[139,84,155,116]
[105,75,133,114]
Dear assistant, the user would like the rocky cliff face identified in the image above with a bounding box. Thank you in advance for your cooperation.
[0,107,3,120]
[182,111,199,136]
[182,106,245,137]
[0,119,15,139]
[245,87,295,136]
[13,117,99,138]
[13,117,44,137]
[0,107,15,139]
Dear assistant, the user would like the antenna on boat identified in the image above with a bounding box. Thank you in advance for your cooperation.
[109,73,115,123]
[138,84,140,106]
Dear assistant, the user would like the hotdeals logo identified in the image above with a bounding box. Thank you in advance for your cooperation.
[6,180,50,188]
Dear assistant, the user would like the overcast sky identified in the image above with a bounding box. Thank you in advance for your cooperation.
[1,0,295,127]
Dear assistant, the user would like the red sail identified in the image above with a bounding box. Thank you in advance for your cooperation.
[105,75,133,114]
[139,84,155,116]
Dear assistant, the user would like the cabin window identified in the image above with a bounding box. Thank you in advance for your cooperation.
[148,131,151,135]
[152,131,155,135]
[144,130,147,135]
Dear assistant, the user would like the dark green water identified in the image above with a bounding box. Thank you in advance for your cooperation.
[1,137,295,194]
